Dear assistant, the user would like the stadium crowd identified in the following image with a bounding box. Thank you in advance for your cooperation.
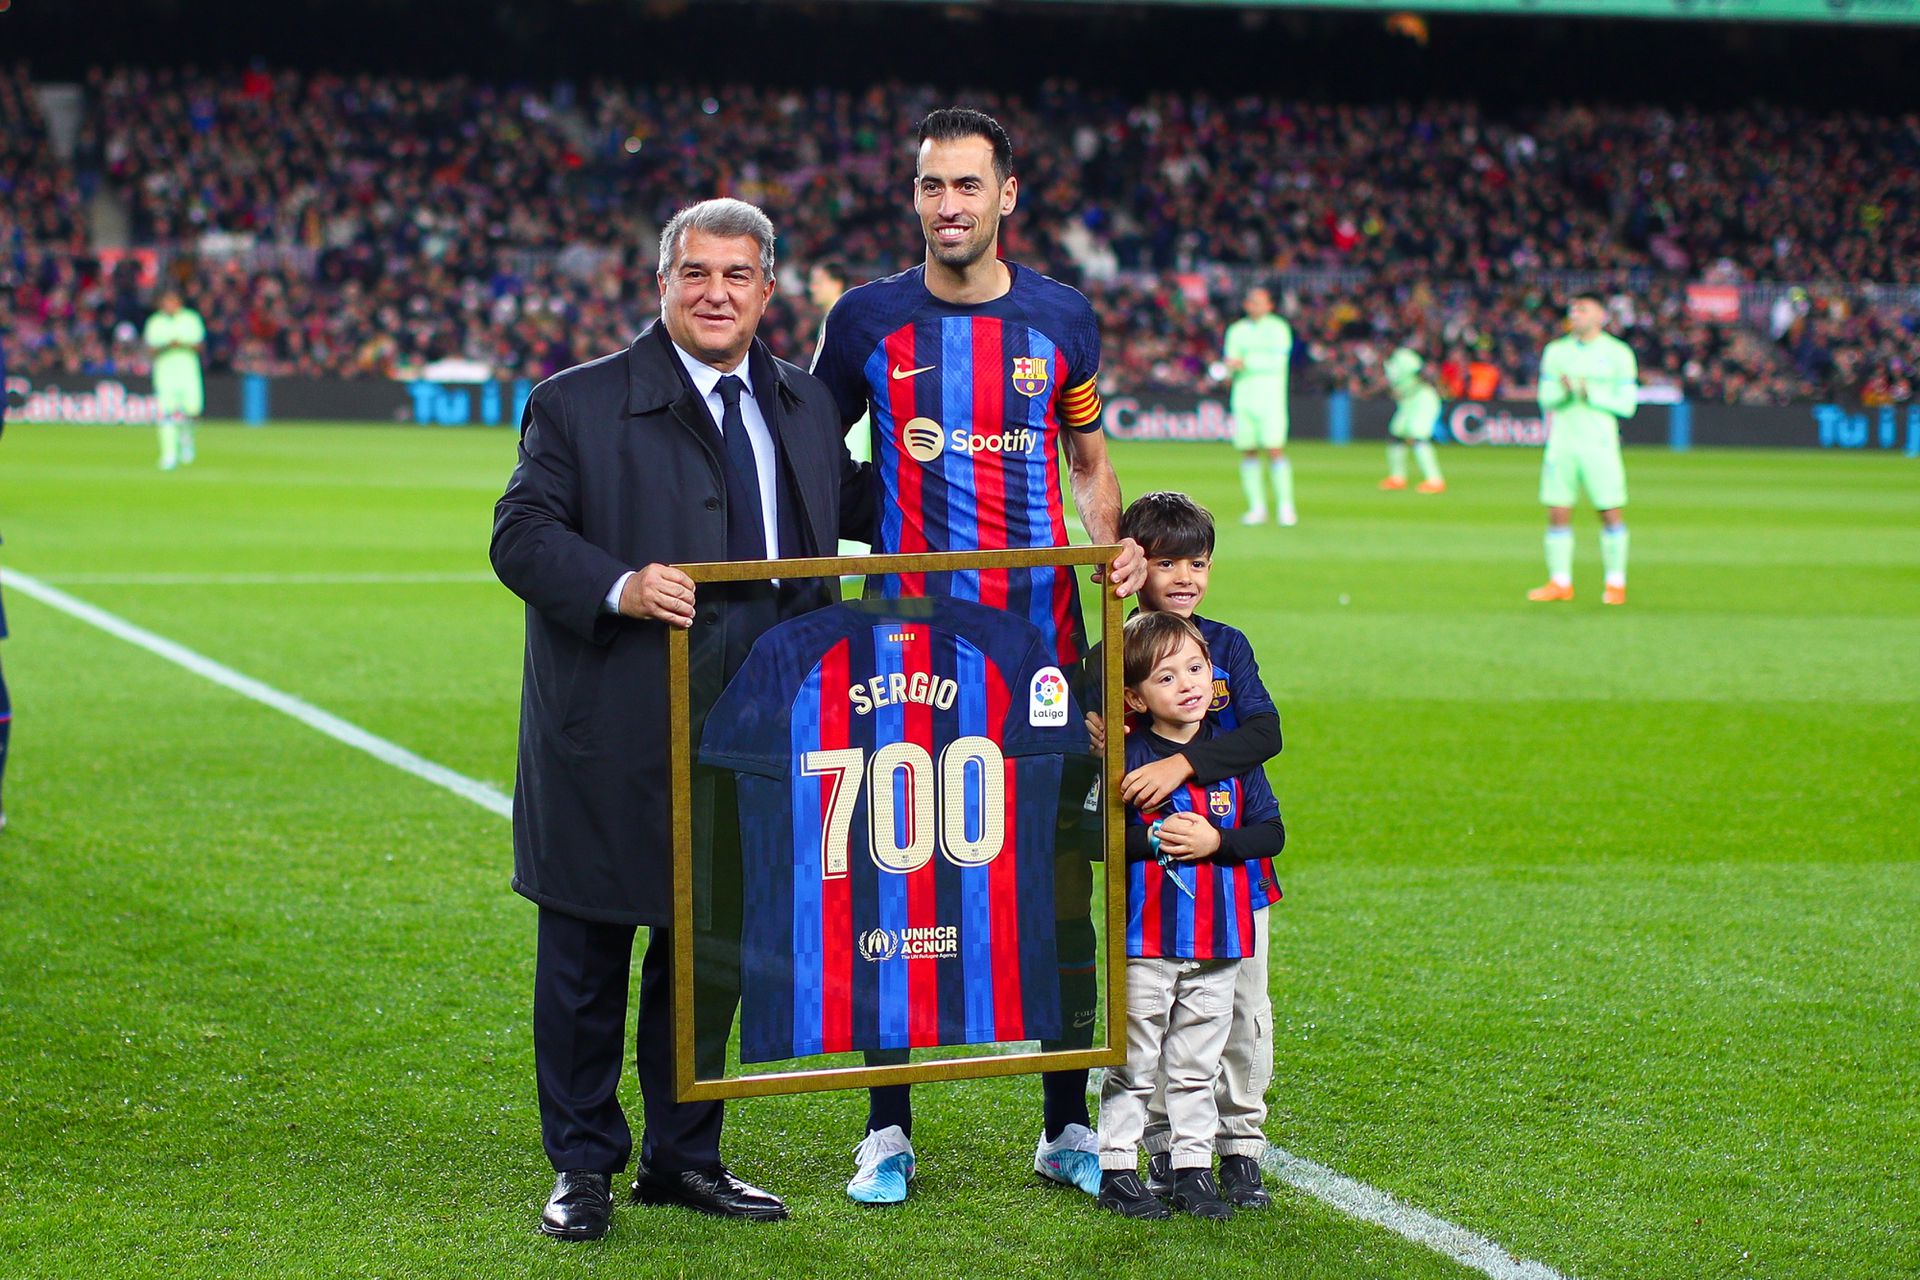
[3,64,1916,405]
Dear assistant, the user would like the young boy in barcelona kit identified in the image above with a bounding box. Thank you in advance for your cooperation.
[1095,612,1285,1221]
[1111,491,1285,1208]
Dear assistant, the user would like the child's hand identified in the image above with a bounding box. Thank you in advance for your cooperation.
[1120,754,1193,810]
[1156,812,1222,861]
[1085,711,1105,754]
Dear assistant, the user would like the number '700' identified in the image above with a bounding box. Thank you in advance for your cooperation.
[801,737,1007,877]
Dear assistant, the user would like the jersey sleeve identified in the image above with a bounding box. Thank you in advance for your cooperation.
[1058,291,1104,434]
[180,311,206,346]
[1215,625,1276,720]
[809,294,877,431]
[701,610,860,779]
[1537,341,1570,411]
[1000,624,1091,758]
[1238,763,1281,829]
[142,315,164,349]
[1591,340,1639,420]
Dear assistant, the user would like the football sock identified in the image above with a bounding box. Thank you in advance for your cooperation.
[1039,915,1098,1140]
[1238,458,1266,513]
[157,420,180,468]
[180,420,196,463]
[1270,457,1295,512]
[1601,526,1629,587]
[1386,443,1408,481]
[1413,442,1442,482]
[1042,1070,1092,1143]
[1545,528,1574,586]
[867,1086,912,1140]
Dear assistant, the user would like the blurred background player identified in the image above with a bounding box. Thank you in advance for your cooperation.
[1529,293,1638,606]
[142,291,205,472]
[1379,347,1445,494]
[809,259,872,555]
[1222,286,1295,526]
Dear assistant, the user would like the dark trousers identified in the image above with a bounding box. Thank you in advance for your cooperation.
[533,908,742,1175]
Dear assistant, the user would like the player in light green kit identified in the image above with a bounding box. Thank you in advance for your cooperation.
[1378,346,1445,494]
[142,291,206,472]
[1528,292,1637,606]
[1222,287,1295,526]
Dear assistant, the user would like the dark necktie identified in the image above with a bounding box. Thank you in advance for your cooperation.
[715,374,768,560]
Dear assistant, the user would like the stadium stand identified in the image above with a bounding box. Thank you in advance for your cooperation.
[3,65,1916,405]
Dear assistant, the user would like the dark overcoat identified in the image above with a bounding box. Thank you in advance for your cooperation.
[491,321,873,926]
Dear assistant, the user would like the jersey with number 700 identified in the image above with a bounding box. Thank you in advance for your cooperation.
[701,596,1087,1064]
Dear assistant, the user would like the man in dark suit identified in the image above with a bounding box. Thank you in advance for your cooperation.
[491,198,875,1238]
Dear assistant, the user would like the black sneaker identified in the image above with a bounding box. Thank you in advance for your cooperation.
[1218,1154,1272,1209]
[1097,1169,1171,1220]
[1145,1150,1172,1198]
[1169,1167,1234,1221]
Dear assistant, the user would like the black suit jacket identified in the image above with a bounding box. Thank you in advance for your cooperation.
[491,322,875,926]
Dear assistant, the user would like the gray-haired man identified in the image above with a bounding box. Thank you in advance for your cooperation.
[493,198,876,1237]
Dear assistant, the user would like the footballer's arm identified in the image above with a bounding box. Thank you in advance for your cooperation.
[1062,423,1144,595]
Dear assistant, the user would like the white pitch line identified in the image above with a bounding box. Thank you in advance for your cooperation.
[1262,1147,1572,1280]
[34,571,498,586]
[5,570,513,819]
[7,568,1569,1280]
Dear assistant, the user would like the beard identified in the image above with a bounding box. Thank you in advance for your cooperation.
[925,215,998,269]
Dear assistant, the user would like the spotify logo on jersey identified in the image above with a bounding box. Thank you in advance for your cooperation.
[901,417,946,462]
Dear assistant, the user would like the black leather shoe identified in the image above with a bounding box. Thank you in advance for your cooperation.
[1097,1169,1171,1220]
[1170,1167,1235,1221]
[1218,1154,1272,1208]
[632,1162,789,1221]
[540,1170,612,1240]
[1145,1150,1173,1198]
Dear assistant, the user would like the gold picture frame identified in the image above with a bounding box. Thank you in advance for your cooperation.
[668,546,1127,1101]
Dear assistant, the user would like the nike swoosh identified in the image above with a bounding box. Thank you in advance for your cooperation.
[891,364,937,380]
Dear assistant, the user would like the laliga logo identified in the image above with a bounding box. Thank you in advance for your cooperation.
[858,928,901,962]
[1029,666,1070,728]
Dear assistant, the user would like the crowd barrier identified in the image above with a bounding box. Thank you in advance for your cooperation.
[6,374,1919,454]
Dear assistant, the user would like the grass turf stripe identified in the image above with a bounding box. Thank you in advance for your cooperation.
[5,568,513,820]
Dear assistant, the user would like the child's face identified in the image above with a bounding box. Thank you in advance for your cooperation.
[1124,635,1213,727]
[1139,550,1211,616]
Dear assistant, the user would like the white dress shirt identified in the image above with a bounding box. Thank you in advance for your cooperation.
[605,340,783,613]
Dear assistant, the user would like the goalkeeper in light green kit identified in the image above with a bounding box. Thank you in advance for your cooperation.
[143,291,206,471]
[1378,346,1445,493]
[1222,286,1296,526]
[1529,292,1636,606]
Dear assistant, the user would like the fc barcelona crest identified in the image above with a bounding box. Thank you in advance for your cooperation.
[1011,356,1049,398]
[1208,789,1233,818]
[1208,678,1231,714]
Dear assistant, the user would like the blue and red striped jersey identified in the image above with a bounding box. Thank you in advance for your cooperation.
[1124,728,1281,961]
[1116,612,1282,908]
[811,262,1105,667]
[1193,613,1280,909]
[701,596,1088,1064]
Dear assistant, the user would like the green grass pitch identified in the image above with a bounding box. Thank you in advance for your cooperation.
[0,423,1914,1279]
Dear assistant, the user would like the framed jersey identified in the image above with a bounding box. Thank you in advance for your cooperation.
[667,546,1127,1101]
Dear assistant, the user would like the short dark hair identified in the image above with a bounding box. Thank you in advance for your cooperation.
[1121,491,1216,560]
[1124,612,1210,690]
[811,258,849,285]
[1571,290,1606,307]
[916,107,1014,184]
